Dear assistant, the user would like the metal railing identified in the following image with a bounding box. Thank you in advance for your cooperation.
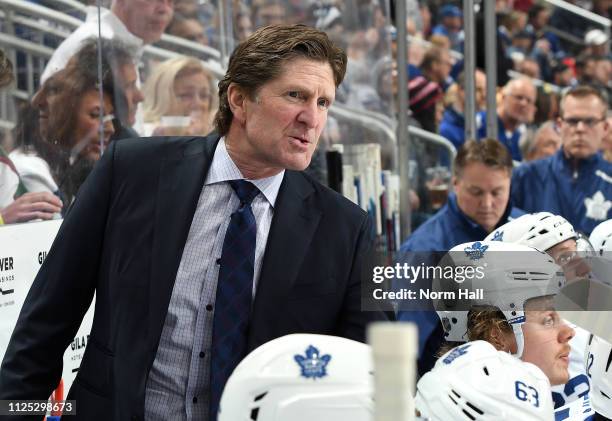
[543,0,611,54]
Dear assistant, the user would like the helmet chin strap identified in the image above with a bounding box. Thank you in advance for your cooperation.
[506,311,526,359]
[511,323,525,359]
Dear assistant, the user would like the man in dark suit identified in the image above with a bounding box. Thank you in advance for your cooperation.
[0,24,386,420]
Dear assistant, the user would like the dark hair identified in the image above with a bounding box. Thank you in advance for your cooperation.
[454,139,513,177]
[0,49,14,88]
[560,84,608,117]
[43,46,115,148]
[81,39,136,126]
[214,24,347,136]
[527,4,546,22]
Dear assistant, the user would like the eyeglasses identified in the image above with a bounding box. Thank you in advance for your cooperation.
[509,93,536,105]
[561,117,605,128]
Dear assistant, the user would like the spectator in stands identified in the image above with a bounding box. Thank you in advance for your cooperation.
[533,89,560,125]
[508,30,534,61]
[602,115,612,162]
[575,54,597,85]
[397,139,524,374]
[405,45,452,133]
[551,61,575,88]
[252,0,287,28]
[439,69,486,150]
[174,0,198,19]
[520,120,562,161]
[512,85,611,235]
[584,29,610,58]
[233,7,253,42]
[41,0,174,84]
[517,57,541,79]
[592,56,612,106]
[12,45,116,209]
[143,56,216,136]
[526,4,562,56]
[431,4,463,52]
[166,14,208,46]
[0,50,63,225]
[477,77,537,161]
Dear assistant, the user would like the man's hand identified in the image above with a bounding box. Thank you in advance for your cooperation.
[0,192,63,224]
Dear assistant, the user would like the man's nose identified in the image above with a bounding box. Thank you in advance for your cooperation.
[558,322,575,343]
[297,100,319,129]
[481,193,493,209]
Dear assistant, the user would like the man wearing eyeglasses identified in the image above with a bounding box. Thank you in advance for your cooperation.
[511,85,611,235]
[476,77,537,161]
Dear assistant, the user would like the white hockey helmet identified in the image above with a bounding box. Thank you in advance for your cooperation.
[434,241,564,357]
[485,212,576,252]
[218,334,372,421]
[589,219,612,256]
[586,334,612,418]
[415,340,554,421]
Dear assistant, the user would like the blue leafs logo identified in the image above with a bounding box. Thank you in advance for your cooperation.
[464,242,489,260]
[294,345,332,379]
[442,343,472,365]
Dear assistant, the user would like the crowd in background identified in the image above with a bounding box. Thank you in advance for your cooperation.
[0,1,611,418]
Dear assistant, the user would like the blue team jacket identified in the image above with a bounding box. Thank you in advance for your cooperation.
[477,111,523,162]
[512,148,612,235]
[439,107,466,150]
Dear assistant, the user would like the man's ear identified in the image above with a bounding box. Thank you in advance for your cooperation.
[227,83,248,125]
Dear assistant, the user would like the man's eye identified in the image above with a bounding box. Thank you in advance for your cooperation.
[318,98,330,109]
[287,91,301,99]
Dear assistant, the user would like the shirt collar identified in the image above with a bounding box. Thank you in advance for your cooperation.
[554,147,602,174]
[205,137,285,207]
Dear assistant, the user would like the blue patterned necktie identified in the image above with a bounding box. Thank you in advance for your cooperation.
[210,179,260,420]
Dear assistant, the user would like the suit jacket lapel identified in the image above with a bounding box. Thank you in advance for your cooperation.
[249,171,322,347]
[148,135,220,353]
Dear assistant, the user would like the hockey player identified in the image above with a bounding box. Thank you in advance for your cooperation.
[485,213,593,409]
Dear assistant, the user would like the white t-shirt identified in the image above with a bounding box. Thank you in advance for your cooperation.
[41,6,143,85]
[9,148,57,194]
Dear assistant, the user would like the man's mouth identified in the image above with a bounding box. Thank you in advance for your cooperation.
[291,136,309,145]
